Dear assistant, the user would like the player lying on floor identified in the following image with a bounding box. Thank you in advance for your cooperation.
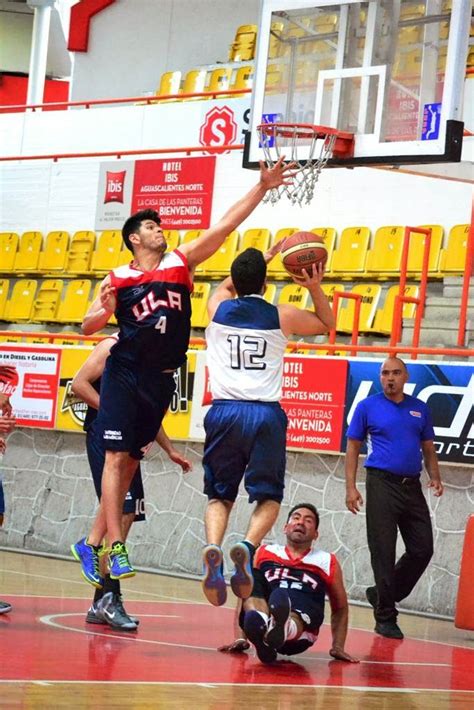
[219,503,359,664]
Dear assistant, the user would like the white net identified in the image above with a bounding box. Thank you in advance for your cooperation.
[257,124,337,206]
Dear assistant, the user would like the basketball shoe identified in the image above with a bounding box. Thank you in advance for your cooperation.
[0,600,12,615]
[109,542,135,580]
[86,598,139,626]
[265,588,291,650]
[243,610,277,664]
[71,537,104,588]
[229,542,254,599]
[96,591,138,631]
[202,544,227,606]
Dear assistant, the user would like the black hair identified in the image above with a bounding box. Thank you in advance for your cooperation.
[230,247,267,296]
[287,503,319,529]
[121,209,161,252]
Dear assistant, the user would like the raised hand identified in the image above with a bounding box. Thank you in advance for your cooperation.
[100,281,117,314]
[259,156,297,190]
[291,261,326,287]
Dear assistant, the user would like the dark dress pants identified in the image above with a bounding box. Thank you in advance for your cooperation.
[366,469,434,623]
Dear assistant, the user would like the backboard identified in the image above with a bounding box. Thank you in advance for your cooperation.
[243,0,472,169]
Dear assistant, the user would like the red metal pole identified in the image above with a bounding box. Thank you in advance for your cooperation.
[457,196,474,346]
[411,226,431,357]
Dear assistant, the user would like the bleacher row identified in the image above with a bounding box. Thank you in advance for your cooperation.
[0,223,467,338]
[155,4,474,101]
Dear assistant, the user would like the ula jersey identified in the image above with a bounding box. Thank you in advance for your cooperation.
[205,295,287,401]
[108,249,192,370]
[254,543,336,607]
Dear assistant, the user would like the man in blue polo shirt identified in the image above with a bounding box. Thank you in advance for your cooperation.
[345,357,443,639]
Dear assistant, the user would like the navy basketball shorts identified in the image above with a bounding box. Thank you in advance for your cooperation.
[86,423,145,522]
[96,356,176,460]
[0,478,5,519]
[203,400,287,503]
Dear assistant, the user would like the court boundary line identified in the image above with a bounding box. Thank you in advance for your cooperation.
[2,591,471,651]
[38,611,454,668]
[0,680,472,694]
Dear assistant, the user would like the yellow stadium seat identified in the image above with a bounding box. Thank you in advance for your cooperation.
[277,284,309,309]
[207,67,233,96]
[370,285,420,335]
[407,224,443,276]
[263,283,277,304]
[268,21,284,59]
[163,230,180,252]
[0,233,19,272]
[239,228,271,254]
[231,66,254,95]
[229,24,257,62]
[66,231,96,273]
[38,231,70,273]
[310,227,337,273]
[4,279,37,321]
[55,279,92,324]
[182,230,203,245]
[330,226,371,278]
[181,69,207,99]
[321,283,345,308]
[365,226,404,278]
[336,283,382,333]
[117,246,133,267]
[31,279,64,322]
[90,230,122,273]
[0,279,9,319]
[156,70,182,99]
[14,231,43,273]
[267,228,299,279]
[199,230,239,278]
[438,224,469,274]
[190,282,211,329]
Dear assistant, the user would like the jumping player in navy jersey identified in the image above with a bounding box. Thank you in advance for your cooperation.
[238,504,358,664]
[201,246,335,607]
[71,157,296,585]
[71,336,192,630]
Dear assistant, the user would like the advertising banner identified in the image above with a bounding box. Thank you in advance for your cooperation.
[95,160,136,230]
[56,346,93,432]
[0,346,61,428]
[131,157,216,230]
[281,356,348,451]
[343,359,474,465]
[189,352,349,452]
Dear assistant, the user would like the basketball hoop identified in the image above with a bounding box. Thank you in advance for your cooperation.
[257,123,354,206]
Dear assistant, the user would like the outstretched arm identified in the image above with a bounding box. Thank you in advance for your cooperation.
[180,158,296,270]
[327,559,359,663]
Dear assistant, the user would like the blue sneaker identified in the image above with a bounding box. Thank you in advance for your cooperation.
[71,537,104,589]
[244,610,277,664]
[202,544,227,606]
[109,542,135,580]
[229,542,253,599]
[266,588,291,650]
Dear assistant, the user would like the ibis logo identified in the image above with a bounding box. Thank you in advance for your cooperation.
[104,170,127,204]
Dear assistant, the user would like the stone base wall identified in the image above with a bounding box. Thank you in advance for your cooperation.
[1,428,472,617]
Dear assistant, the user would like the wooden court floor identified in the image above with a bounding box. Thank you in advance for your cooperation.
[0,550,473,709]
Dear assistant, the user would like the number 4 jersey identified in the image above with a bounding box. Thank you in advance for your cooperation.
[205,295,287,400]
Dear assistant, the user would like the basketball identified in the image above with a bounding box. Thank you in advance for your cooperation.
[280,232,328,277]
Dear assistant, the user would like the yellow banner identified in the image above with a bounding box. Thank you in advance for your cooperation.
[56,346,93,432]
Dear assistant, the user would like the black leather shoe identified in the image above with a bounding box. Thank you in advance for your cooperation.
[375,621,404,639]
[365,586,377,609]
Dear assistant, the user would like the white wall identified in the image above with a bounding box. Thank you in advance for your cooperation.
[70,0,259,100]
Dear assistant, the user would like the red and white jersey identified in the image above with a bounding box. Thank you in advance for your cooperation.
[254,543,336,603]
[108,249,193,370]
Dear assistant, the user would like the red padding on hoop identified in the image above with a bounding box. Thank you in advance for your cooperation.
[455,514,474,630]
[68,0,116,52]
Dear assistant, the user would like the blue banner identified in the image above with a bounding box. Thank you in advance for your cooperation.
[343,359,473,465]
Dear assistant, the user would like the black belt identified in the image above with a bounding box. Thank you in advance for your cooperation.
[367,467,420,485]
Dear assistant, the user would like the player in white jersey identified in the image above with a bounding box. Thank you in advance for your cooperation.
[201,247,335,607]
